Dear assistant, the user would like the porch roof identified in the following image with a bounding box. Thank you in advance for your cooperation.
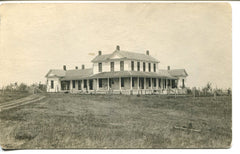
[89,71,177,79]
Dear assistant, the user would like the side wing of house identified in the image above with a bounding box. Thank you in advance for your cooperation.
[45,70,66,92]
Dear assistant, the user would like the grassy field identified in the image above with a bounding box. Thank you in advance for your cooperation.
[0,94,231,149]
[0,91,31,104]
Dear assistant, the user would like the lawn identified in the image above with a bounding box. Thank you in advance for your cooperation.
[0,94,232,149]
[0,91,31,104]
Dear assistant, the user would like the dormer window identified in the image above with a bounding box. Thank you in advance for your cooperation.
[98,63,102,72]
[148,63,151,72]
[137,62,140,71]
[131,61,134,71]
[153,63,156,72]
[120,61,124,71]
[110,62,114,72]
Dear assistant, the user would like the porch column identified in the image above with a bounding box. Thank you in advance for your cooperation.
[96,78,99,90]
[137,77,139,90]
[107,78,110,90]
[156,78,159,89]
[119,77,121,90]
[130,76,133,90]
[87,79,89,91]
[165,79,168,89]
[161,78,163,89]
[151,78,153,89]
[70,80,73,93]
[144,77,146,89]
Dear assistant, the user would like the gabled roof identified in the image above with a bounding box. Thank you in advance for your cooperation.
[157,70,175,78]
[168,69,188,77]
[62,68,93,80]
[91,50,159,63]
[45,69,66,77]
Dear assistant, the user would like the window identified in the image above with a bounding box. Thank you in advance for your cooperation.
[121,78,124,87]
[153,63,156,72]
[98,63,102,72]
[131,61,134,71]
[149,79,151,87]
[110,62,114,72]
[153,78,156,87]
[137,62,140,71]
[143,62,146,72]
[51,80,54,89]
[72,80,75,88]
[159,79,161,88]
[78,81,81,90]
[182,79,185,88]
[99,79,102,88]
[84,80,87,88]
[132,78,135,87]
[120,61,124,71]
[148,63,151,72]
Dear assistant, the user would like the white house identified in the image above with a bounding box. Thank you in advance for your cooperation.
[45,45,188,94]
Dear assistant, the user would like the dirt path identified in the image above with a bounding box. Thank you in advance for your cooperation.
[0,94,46,111]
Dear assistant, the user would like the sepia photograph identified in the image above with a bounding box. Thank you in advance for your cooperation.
[0,2,232,149]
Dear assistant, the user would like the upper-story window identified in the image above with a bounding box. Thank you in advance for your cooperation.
[148,63,151,72]
[137,62,140,71]
[131,61,134,71]
[143,62,146,72]
[120,61,124,71]
[51,80,54,89]
[110,62,114,72]
[98,63,102,72]
[153,63,156,72]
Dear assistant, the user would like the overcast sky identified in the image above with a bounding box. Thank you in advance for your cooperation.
[0,3,231,89]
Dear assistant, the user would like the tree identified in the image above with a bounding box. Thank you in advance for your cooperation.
[202,82,212,95]
[18,83,28,91]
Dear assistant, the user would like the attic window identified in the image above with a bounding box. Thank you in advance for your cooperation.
[153,63,156,72]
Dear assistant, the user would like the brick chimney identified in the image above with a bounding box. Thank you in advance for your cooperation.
[82,64,85,70]
[146,50,149,55]
[75,66,78,70]
[116,45,120,51]
[168,66,170,70]
[63,65,66,71]
[98,50,102,56]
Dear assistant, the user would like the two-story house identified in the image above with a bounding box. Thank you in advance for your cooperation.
[45,45,188,94]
